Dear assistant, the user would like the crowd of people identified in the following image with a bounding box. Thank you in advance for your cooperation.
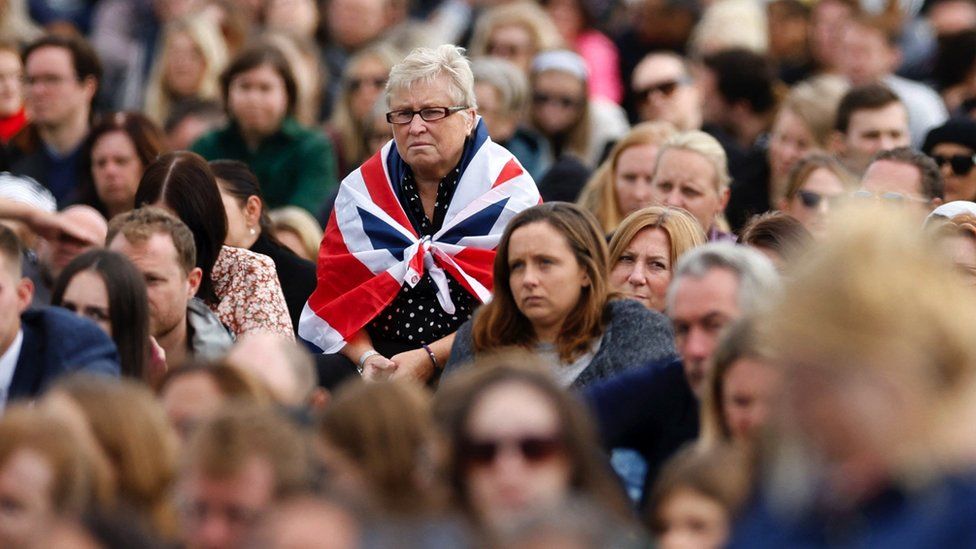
[2,0,976,547]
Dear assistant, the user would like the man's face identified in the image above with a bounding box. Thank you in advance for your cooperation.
[860,159,934,217]
[669,267,741,397]
[0,254,32,355]
[23,46,94,129]
[840,23,896,86]
[108,232,197,339]
[179,457,276,549]
[631,55,701,130]
[839,102,910,174]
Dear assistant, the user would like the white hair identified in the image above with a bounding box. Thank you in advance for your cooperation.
[386,44,477,109]
[666,243,780,315]
[656,130,732,192]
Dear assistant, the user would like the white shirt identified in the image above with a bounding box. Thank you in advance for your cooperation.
[0,330,24,412]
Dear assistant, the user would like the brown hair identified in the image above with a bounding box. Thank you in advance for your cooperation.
[738,211,812,261]
[317,381,441,516]
[472,203,609,362]
[433,351,633,526]
[577,122,677,233]
[52,375,181,539]
[157,361,274,405]
[608,206,706,277]
[780,152,856,203]
[107,206,197,276]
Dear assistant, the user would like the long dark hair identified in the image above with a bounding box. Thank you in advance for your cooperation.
[208,159,273,236]
[134,151,227,304]
[51,249,151,381]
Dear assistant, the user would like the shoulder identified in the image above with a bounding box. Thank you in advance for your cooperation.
[600,298,676,358]
[212,246,279,295]
[190,127,230,154]
[21,308,119,371]
[605,298,668,331]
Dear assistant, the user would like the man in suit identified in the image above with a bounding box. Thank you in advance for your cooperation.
[0,224,119,408]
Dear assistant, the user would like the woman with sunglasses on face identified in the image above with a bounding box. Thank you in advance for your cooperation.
[777,153,855,238]
[923,118,976,203]
[434,353,634,538]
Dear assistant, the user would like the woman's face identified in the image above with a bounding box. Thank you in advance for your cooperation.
[217,182,256,248]
[722,357,782,444]
[463,381,572,530]
[768,108,817,190]
[0,449,56,548]
[531,70,586,139]
[228,63,289,138]
[614,144,659,216]
[347,56,389,121]
[656,488,730,549]
[932,142,976,202]
[783,167,845,237]
[545,0,585,41]
[165,31,206,98]
[275,229,313,261]
[651,148,725,234]
[61,269,111,335]
[0,49,23,117]
[264,0,319,38]
[508,221,590,341]
[92,130,143,215]
[486,24,535,73]
[610,227,671,311]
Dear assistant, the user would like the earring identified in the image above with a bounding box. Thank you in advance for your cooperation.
[249,227,256,235]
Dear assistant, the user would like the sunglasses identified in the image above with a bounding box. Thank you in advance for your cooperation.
[797,189,838,209]
[461,434,565,468]
[532,92,582,109]
[851,189,929,204]
[633,77,690,102]
[347,76,387,92]
[931,153,976,176]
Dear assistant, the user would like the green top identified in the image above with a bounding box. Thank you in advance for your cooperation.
[191,117,338,215]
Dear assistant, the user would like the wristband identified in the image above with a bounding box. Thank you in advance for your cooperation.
[422,344,440,370]
[358,349,379,374]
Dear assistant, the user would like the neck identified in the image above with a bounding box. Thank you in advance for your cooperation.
[155,316,189,369]
[534,323,560,345]
[105,201,131,221]
[241,229,260,250]
[37,111,89,155]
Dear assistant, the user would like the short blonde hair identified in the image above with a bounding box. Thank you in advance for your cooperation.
[386,44,477,109]
[608,206,707,275]
[688,0,768,56]
[577,122,677,233]
[656,130,731,193]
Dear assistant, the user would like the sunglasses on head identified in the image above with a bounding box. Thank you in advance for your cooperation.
[532,92,582,109]
[633,77,690,102]
[461,434,565,468]
[931,153,976,176]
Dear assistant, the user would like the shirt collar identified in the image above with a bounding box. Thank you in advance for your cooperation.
[0,329,24,411]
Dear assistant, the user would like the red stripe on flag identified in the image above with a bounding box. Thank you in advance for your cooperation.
[450,247,496,293]
[361,151,417,237]
[492,158,524,188]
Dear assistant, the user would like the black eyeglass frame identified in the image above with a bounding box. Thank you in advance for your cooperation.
[385,105,469,125]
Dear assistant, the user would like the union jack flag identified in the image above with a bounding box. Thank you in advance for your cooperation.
[299,120,541,353]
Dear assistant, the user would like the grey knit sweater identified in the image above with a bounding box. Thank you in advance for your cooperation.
[443,299,678,389]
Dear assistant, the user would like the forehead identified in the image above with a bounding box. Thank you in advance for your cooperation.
[656,149,717,184]
[932,142,975,155]
[634,55,686,84]
[861,160,922,194]
[533,70,584,91]
[670,267,741,320]
[388,74,457,108]
[467,381,560,435]
[508,220,573,254]
[848,103,908,132]
[25,45,73,74]
[109,232,182,271]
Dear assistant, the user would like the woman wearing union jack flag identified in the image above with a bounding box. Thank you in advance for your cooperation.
[299,44,541,384]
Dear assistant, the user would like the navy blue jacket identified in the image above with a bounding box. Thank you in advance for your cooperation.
[584,358,699,503]
[9,307,120,400]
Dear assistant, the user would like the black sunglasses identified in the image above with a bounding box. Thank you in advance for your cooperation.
[932,153,976,176]
[532,92,582,109]
[633,77,690,102]
[461,435,564,467]
[797,189,836,209]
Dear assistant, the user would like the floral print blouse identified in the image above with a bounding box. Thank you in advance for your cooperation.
[210,246,294,339]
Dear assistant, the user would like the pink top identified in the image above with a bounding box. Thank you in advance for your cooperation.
[576,30,623,104]
[210,246,294,339]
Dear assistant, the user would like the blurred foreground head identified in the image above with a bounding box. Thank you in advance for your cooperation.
[761,202,976,507]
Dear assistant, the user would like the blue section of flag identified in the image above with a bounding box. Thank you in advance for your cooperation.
[438,197,510,245]
[357,206,411,261]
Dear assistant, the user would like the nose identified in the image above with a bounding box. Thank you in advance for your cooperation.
[681,326,712,363]
[197,516,232,549]
[407,114,428,135]
[663,189,684,209]
[520,264,539,287]
[627,262,647,287]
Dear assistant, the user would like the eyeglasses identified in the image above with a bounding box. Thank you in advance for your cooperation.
[797,189,839,209]
[461,434,565,468]
[532,92,583,109]
[385,106,468,124]
[931,153,976,176]
[851,189,929,204]
[633,77,690,102]
[347,76,387,92]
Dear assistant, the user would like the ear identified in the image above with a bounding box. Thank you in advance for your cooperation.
[888,47,903,74]
[580,270,591,288]
[465,108,477,134]
[81,76,98,102]
[15,277,33,314]
[185,267,203,299]
[930,196,943,209]
[244,196,262,227]
[718,186,731,211]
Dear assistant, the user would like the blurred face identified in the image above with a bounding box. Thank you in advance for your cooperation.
[264,0,319,38]
[670,268,741,398]
[92,131,143,215]
[929,0,976,36]
[860,159,931,218]
[464,381,572,530]
[486,25,535,73]
[165,31,206,98]
[614,144,659,216]
[0,450,56,548]
[768,108,817,188]
[326,0,386,49]
[722,358,782,443]
[389,75,476,181]
[160,372,224,442]
[656,488,729,549]
[545,0,584,40]
[275,229,312,261]
[475,82,517,142]
[932,142,976,202]
[346,56,389,121]
[217,185,253,248]
[783,167,846,237]
[228,64,289,139]
[180,457,276,549]
[839,24,895,86]
[840,103,910,173]
[610,227,671,311]
[59,269,111,334]
[0,49,24,117]
[109,233,197,340]
[810,0,853,71]
[651,148,727,233]
[0,255,32,354]
[531,70,586,139]
[24,46,94,128]
[508,221,590,342]
[632,55,700,130]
